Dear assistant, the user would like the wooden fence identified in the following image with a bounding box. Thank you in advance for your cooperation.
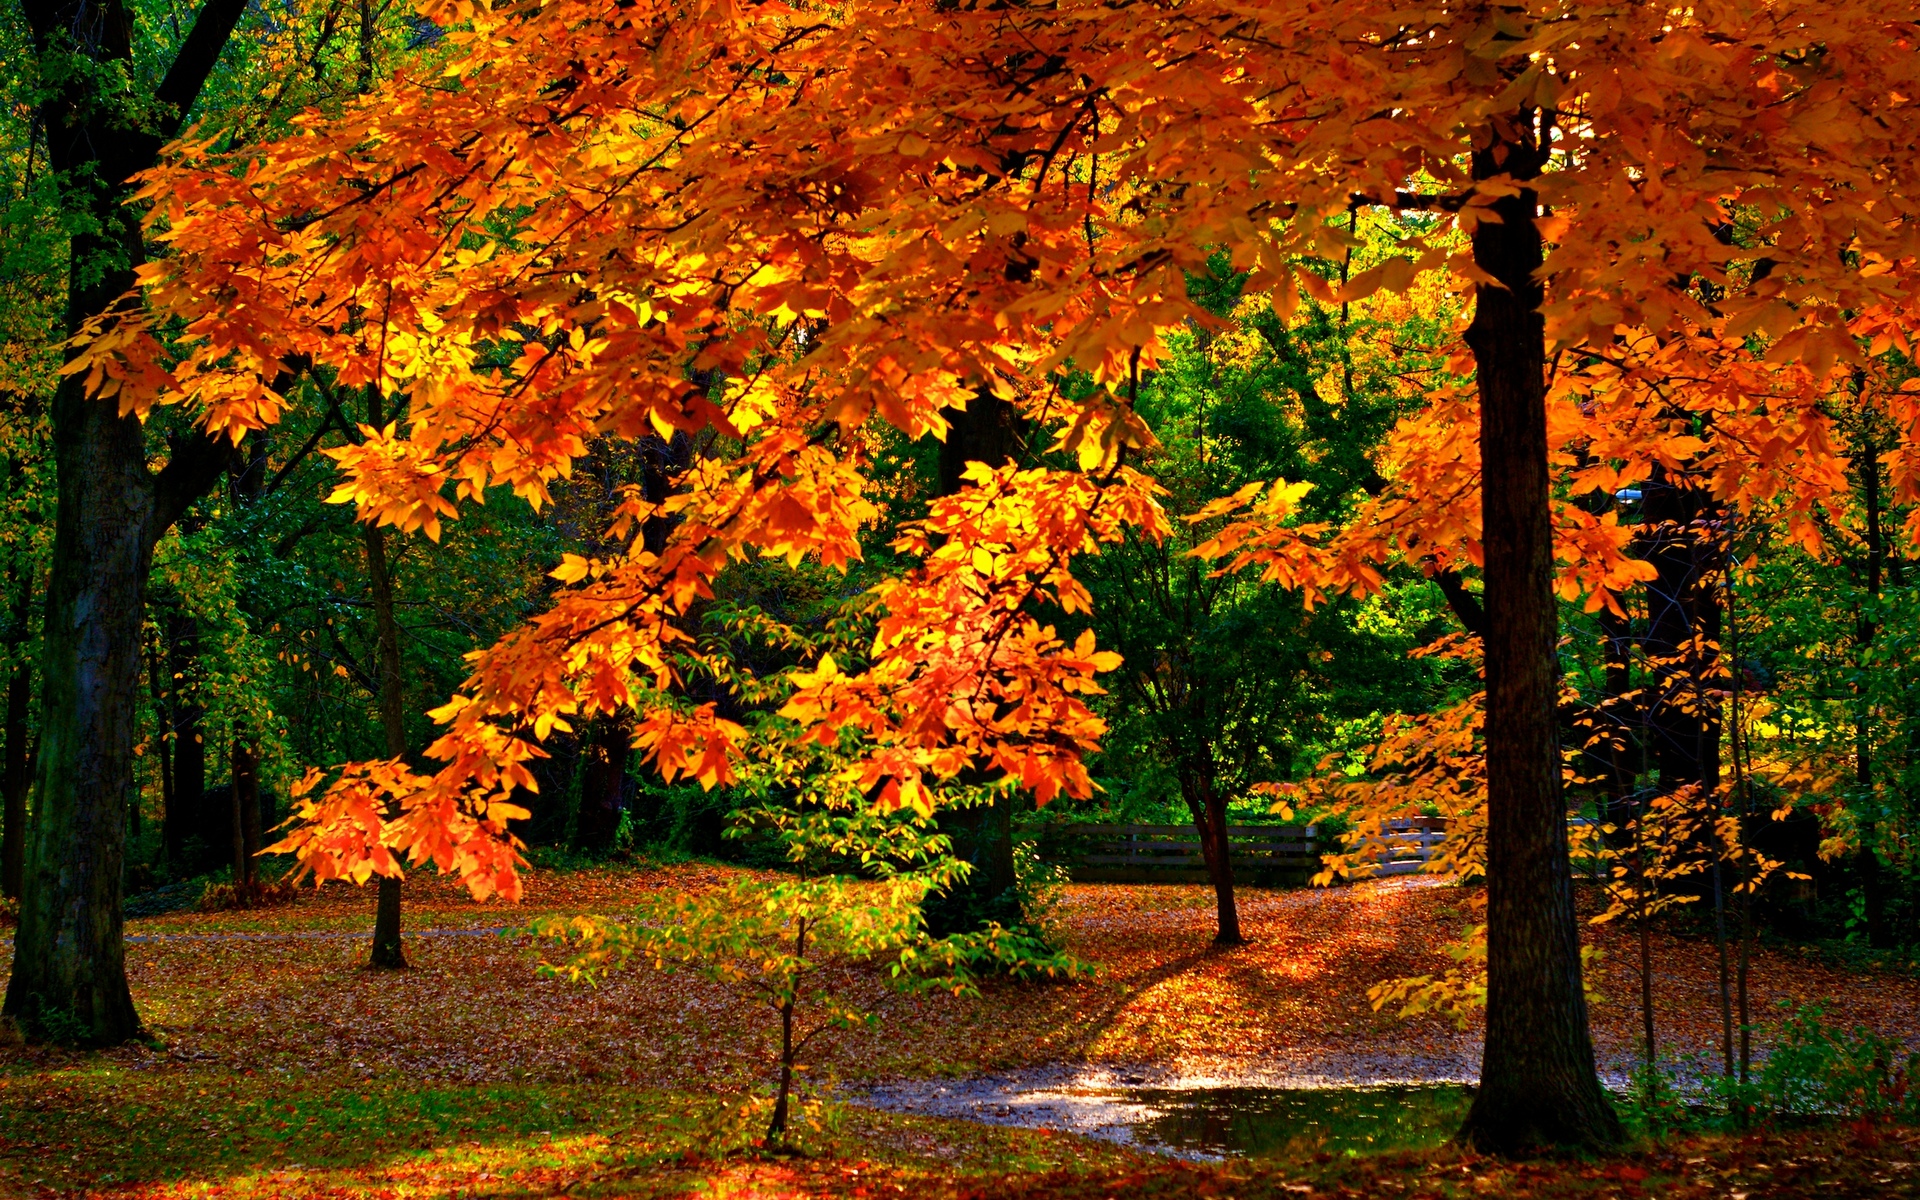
[1030,823,1322,886]
[1031,816,1604,886]
[1369,817,1450,877]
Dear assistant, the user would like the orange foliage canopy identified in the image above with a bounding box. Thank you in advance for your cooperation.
[75,0,1920,896]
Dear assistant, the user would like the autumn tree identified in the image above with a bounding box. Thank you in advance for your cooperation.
[77,0,1920,1156]
[1,0,451,1036]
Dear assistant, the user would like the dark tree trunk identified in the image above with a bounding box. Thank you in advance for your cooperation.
[363,515,409,970]
[144,638,172,861]
[523,730,579,846]
[640,432,691,557]
[163,608,210,871]
[1455,120,1621,1153]
[2,564,34,901]
[2,655,30,903]
[924,392,1026,936]
[3,0,252,1043]
[1640,463,1722,796]
[574,720,631,852]
[1183,771,1242,945]
[1595,600,1639,848]
[5,373,155,1041]
[231,740,259,884]
[1851,422,1892,948]
[769,997,796,1140]
[1639,904,1656,1069]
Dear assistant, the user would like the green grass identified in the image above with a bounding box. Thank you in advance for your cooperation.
[0,1060,1142,1195]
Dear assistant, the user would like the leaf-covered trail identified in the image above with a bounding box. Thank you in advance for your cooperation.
[9,865,1920,1198]
[90,866,1920,1088]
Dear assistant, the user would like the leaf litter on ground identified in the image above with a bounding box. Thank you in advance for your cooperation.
[6,863,1920,1196]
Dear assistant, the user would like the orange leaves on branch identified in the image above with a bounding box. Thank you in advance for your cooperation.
[1188,479,1371,607]
[782,463,1163,812]
[633,704,748,791]
[98,0,1920,901]
[267,763,530,901]
[325,425,463,541]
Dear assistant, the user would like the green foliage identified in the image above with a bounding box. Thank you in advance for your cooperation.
[1009,837,1072,946]
[1617,1061,1695,1137]
[1079,255,1456,827]
[1755,1003,1919,1121]
[1622,1003,1920,1134]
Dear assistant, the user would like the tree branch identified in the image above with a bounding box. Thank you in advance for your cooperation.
[1350,189,1473,213]
[155,0,254,137]
[1432,568,1486,636]
[151,428,236,536]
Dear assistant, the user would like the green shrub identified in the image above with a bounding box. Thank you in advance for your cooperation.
[1758,1002,1917,1120]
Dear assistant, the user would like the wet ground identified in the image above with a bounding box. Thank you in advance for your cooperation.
[853,1066,1478,1159]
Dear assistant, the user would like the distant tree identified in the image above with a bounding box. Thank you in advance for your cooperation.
[1087,263,1441,943]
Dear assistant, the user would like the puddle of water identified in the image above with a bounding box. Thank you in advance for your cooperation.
[1105,1084,1474,1158]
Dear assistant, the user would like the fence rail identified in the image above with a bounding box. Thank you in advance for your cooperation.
[1031,815,1608,886]
[1371,817,1449,877]
[1031,822,1322,885]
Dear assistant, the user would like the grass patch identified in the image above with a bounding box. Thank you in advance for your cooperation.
[0,1062,1144,1196]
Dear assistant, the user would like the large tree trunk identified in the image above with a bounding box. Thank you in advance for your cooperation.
[2,0,254,1043]
[1455,120,1621,1152]
[924,392,1026,936]
[6,373,158,1042]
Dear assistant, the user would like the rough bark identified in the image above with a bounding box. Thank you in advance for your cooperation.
[1455,118,1622,1152]
[924,391,1025,936]
[4,0,251,1043]
[4,372,155,1041]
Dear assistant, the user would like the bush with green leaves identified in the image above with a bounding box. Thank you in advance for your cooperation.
[529,746,1084,1143]
[1621,1002,1920,1134]
[1756,1002,1918,1121]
